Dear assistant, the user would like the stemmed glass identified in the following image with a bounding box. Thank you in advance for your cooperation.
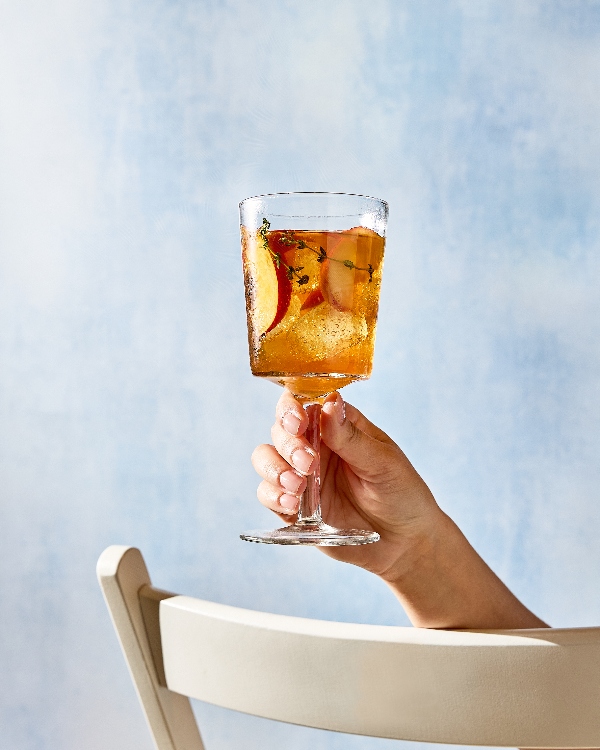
[240,192,388,545]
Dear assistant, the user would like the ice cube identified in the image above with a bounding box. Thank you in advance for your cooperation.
[288,304,368,360]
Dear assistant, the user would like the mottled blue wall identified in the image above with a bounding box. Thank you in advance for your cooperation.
[2,1,600,749]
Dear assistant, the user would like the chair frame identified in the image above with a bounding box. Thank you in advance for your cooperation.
[98,545,204,750]
[97,545,600,749]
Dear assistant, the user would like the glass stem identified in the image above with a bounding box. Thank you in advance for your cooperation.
[296,402,322,526]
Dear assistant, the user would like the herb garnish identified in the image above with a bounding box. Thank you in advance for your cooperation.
[258,218,309,285]
[258,218,374,285]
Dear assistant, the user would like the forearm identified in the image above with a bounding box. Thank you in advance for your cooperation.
[383,511,548,630]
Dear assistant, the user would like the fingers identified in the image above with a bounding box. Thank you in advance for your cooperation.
[271,389,395,481]
[321,392,401,480]
[323,392,397,445]
[250,390,319,519]
[275,389,309,437]
[251,443,308,492]
[251,443,307,515]
[270,421,318,476]
[257,480,299,516]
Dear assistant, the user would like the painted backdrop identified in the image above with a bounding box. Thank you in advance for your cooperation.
[2,1,600,749]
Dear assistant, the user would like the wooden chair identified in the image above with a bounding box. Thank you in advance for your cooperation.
[97,545,600,749]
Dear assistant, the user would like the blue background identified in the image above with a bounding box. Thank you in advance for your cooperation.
[2,1,600,748]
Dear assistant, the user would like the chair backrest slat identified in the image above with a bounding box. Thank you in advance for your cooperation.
[161,594,600,747]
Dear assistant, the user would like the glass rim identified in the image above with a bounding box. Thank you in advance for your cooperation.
[238,191,389,211]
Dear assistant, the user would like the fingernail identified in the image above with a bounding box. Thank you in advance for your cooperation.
[323,394,346,426]
[282,412,302,435]
[279,494,299,512]
[280,470,303,494]
[338,395,346,425]
[291,448,317,474]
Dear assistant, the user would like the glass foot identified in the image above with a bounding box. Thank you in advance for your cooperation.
[240,522,380,546]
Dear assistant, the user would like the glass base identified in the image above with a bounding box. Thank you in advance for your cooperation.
[240,522,380,546]
[256,372,368,402]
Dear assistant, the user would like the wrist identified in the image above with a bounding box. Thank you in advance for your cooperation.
[382,511,548,630]
[374,506,451,598]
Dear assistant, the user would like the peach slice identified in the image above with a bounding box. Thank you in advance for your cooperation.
[252,237,292,335]
[268,261,293,333]
[320,234,360,312]
[300,288,324,312]
[347,226,381,238]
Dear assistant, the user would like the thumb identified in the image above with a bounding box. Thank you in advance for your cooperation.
[320,393,398,480]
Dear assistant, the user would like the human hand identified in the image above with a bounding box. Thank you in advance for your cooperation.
[251,389,548,630]
[250,388,443,582]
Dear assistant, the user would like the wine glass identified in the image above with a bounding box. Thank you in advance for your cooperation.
[240,192,388,545]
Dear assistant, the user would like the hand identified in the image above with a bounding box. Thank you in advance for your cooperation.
[251,388,443,581]
[252,389,549,630]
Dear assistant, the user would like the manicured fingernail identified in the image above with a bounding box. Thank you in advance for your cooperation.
[323,394,346,425]
[282,412,302,435]
[280,470,303,494]
[338,396,346,425]
[291,448,316,474]
[279,494,299,512]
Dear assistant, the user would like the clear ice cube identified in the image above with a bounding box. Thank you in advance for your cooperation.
[289,304,368,360]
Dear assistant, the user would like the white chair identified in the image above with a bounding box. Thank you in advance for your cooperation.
[97,545,600,749]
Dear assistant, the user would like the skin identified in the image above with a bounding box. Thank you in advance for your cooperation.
[252,388,548,630]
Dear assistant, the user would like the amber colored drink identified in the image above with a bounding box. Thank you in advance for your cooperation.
[238,193,386,546]
[242,221,385,401]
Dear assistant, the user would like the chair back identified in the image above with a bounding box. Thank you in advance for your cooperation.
[98,545,600,749]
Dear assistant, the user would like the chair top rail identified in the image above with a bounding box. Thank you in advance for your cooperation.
[160,594,600,748]
[163,594,600,647]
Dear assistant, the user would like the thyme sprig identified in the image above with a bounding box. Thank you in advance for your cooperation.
[258,218,309,285]
[278,226,374,282]
[258,217,374,285]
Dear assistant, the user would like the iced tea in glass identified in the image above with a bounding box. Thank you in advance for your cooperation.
[240,193,388,545]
